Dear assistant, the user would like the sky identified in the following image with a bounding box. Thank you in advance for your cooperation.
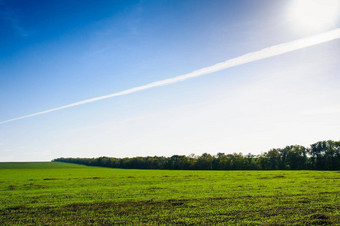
[0,0,340,161]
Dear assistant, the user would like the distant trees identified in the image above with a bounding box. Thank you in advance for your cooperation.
[53,140,340,170]
[310,140,340,170]
[286,145,307,170]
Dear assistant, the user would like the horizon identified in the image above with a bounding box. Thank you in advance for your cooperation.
[1,0,340,161]
[1,138,339,163]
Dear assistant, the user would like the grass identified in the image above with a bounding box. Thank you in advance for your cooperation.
[0,161,85,169]
[0,162,339,225]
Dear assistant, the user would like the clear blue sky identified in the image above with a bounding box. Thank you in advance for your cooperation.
[1,0,340,161]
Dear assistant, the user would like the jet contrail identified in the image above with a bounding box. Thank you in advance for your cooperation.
[1,28,340,125]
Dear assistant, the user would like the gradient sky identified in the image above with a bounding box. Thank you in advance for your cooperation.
[1,0,340,161]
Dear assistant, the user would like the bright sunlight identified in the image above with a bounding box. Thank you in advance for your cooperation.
[290,0,340,31]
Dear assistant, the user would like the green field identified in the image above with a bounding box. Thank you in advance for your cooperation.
[0,162,339,225]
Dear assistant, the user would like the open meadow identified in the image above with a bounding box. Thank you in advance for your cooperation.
[0,162,339,225]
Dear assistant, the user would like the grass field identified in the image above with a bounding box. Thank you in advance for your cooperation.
[0,162,339,225]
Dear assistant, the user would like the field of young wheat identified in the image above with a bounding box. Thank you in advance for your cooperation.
[0,162,339,225]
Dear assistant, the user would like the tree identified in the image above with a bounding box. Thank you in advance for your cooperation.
[196,153,214,170]
[266,149,281,170]
[286,146,307,170]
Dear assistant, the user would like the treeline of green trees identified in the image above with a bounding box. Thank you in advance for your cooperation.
[53,140,340,170]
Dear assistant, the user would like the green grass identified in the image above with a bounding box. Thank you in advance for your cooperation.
[0,162,339,225]
[0,161,85,169]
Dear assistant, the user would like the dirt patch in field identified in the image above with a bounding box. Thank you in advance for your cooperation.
[43,178,59,180]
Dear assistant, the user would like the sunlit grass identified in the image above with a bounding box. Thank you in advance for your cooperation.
[0,162,339,224]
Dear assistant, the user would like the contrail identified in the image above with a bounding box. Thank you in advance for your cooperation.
[1,28,340,125]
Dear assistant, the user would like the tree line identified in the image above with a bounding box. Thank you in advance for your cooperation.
[53,140,340,170]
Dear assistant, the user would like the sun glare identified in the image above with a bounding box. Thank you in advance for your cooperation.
[290,0,340,31]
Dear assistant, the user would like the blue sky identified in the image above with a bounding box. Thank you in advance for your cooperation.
[1,0,340,161]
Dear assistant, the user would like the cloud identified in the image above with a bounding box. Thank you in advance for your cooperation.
[1,28,340,125]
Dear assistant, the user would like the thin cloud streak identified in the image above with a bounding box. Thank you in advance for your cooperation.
[1,28,340,125]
